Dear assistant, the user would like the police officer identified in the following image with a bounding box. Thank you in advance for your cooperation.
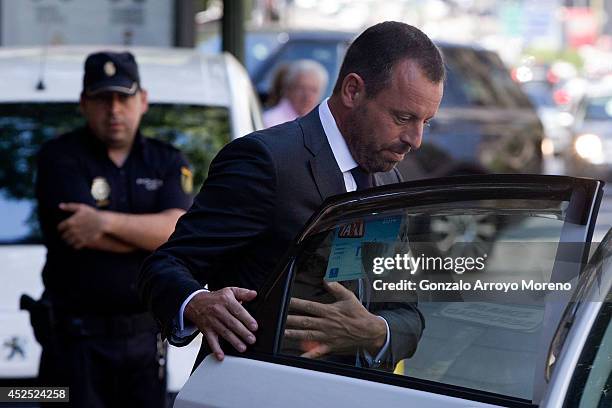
[35,51,192,407]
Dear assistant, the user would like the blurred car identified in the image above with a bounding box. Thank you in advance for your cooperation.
[403,42,543,179]
[199,29,353,104]
[520,81,573,156]
[201,30,544,179]
[174,174,609,408]
[565,85,612,180]
[0,46,262,397]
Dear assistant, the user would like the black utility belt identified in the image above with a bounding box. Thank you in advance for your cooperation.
[56,312,158,337]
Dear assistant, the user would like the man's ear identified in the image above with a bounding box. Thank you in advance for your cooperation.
[139,89,149,114]
[339,73,365,108]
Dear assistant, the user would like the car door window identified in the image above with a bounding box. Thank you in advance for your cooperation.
[440,47,529,109]
[265,176,602,405]
[564,291,611,408]
[563,235,611,408]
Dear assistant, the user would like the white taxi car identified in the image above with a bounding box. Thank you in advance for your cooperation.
[0,45,262,395]
[175,175,610,408]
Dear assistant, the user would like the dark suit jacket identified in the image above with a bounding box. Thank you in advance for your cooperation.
[138,108,423,367]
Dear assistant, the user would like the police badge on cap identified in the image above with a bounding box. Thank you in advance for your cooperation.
[83,51,140,96]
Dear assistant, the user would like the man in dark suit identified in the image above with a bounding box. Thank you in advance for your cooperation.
[138,21,445,368]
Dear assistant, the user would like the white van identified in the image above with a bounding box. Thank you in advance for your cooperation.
[0,46,262,395]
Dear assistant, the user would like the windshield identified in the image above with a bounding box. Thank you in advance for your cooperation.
[441,47,532,109]
[199,31,284,74]
[521,81,555,108]
[584,96,612,121]
[0,102,230,244]
[279,190,588,401]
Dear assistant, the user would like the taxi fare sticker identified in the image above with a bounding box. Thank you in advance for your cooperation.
[337,221,365,238]
[325,216,403,282]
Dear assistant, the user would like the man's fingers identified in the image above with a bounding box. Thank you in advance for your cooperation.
[286,315,321,330]
[289,297,328,316]
[323,281,354,301]
[57,218,72,233]
[209,317,247,353]
[230,287,257,302]
[203,330,224,361]
[61,231,77,247]
[301,344,331,359]
[219,288,258,332]
[284,328,326,342]
[59,202,82,213]
[60,229,85,249]
[215,305,256,345]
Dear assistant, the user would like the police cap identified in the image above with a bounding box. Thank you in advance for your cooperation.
[83,51,140,96]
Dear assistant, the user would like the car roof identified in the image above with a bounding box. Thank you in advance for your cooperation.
[0,45,242,107]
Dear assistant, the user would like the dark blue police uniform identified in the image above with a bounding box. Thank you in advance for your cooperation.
[35,126,192,407]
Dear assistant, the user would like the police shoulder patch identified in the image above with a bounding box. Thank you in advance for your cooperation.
[180,166,193,194]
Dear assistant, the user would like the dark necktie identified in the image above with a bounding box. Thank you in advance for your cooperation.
[350,166,373,191]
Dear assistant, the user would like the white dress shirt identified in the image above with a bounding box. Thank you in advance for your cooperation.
[175,99,390,364]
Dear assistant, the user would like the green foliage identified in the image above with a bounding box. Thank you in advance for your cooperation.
[0,102,230,243]
[523,48,584,69]
[140,104,230,190]
[0,103,83,201]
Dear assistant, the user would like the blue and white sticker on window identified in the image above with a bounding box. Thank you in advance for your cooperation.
[324,215,403,282]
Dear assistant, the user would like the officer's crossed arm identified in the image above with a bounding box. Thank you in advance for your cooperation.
[58,203,184,252]
[57,152,192,252]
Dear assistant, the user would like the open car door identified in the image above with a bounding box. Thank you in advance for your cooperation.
[175,175,604,408]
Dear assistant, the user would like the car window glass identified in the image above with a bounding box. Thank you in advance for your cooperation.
[584,96,612,121]
[245,32,286,74]
[140,104,230,189]
[521,82,555,108]
[256,40,346,100]
[440,47,529,108]
[198,31,283,74]
[565,293,612,408]
[478,50,532,108]
[563,239,611,408]
[0,103,229,244]
[279,197,580,401]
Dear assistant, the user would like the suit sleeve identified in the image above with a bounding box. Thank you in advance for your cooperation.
[373,302,424,368]
[137,136,277,338]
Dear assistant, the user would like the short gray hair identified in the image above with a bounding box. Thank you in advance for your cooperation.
[284,59,329,92]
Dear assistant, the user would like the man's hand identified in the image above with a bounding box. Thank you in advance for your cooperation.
[185,288,258,361]
[285,281,387,359]
[57,203,108,249]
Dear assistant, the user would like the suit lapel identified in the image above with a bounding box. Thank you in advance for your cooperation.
[310,154,346,200]
[298,108,346,201]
